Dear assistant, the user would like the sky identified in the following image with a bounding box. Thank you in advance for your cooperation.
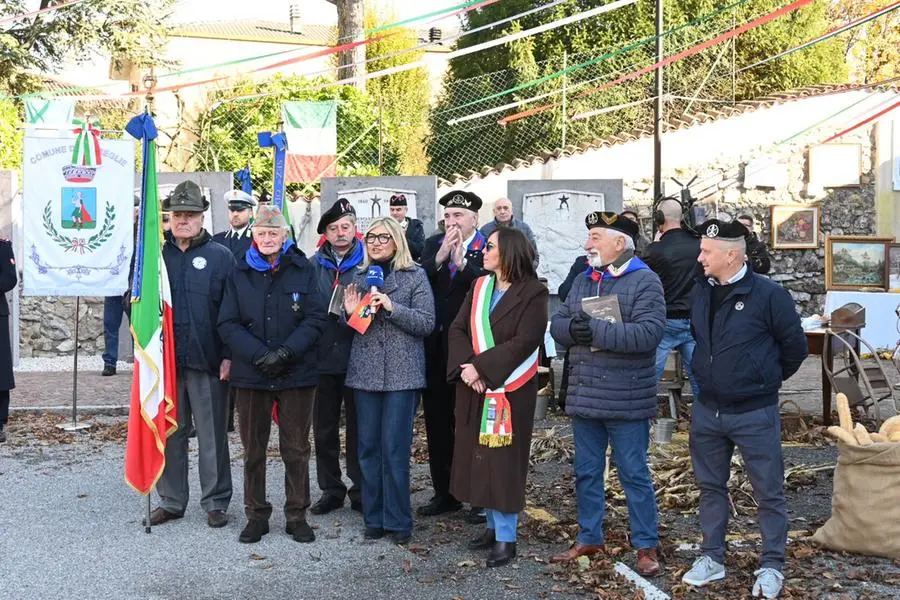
[171,0,462,26]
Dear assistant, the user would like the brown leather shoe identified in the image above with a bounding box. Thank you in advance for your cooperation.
[635,547,660,577]
[142,507,183,526]
[550,542,604,563]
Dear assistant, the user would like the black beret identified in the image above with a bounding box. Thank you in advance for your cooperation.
[698,219,749,241]
[389,194,407,207]
[439,190,482,212]
[317,198,356,234]
[585,211,639,238]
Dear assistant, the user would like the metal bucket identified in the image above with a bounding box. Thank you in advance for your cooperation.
[534,394,550,420]
[654,418,676,444]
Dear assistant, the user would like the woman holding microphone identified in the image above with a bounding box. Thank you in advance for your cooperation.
[343,217,435,545]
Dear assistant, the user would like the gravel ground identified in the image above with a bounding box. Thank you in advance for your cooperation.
[14,355,133,373]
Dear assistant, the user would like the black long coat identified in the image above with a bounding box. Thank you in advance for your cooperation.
[0,240,16,391]
[421,232,485,388]
[447,277,548,513]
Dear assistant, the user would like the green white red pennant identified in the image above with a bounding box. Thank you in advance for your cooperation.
[470,274,539,447]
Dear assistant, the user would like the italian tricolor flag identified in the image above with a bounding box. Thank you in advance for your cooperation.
[125,115,178,495]
[281,100,337,183]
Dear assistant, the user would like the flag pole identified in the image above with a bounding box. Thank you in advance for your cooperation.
[146,495,152,534]
[58,296,89,431]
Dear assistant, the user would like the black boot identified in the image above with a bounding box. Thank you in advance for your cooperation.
[486,541,516,568]
[239,519,269,543]
[466,528,495,550]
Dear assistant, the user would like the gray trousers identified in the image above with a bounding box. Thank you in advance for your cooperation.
[689,401,787,570]
[157,368,232,514]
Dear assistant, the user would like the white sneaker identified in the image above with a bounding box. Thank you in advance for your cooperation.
[752,568,783,598]
[682,555,726,586]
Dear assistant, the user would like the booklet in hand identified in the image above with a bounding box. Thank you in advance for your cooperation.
[347,292,375,334]
[580,295,622,352]
[328,284,345,319]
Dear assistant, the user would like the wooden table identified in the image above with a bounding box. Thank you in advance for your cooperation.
[805,328,860,426]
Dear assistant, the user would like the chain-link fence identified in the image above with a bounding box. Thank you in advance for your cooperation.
[140,4,776,193]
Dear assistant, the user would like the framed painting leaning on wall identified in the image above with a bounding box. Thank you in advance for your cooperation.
[825,235,894,291]
[770,205,820,249]
[886,244,900,292]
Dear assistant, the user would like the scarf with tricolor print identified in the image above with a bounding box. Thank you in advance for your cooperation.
[469,274,539,448]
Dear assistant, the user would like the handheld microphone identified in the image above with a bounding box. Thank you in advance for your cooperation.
[366,266,385,313]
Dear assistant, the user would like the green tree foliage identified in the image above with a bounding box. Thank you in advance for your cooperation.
[0,0,175,95]
[0,98,22,170]
[364,3,432,175]
[428,0,847,178]
[829,0,899,84]
[191,75,382,191]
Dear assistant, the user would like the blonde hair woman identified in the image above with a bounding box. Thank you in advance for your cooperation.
[342,217,435,545]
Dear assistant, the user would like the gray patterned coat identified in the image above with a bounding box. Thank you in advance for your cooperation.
[345,266,436,392]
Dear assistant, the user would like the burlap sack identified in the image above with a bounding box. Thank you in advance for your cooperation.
[812,441,900,558]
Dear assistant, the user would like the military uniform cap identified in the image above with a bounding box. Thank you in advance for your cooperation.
[162,180,209,212]
[698,219,749,241]
[254,205,288,229]
[224,189,256,211]
[390,194,408,207]
[439,190,482,213]
[585,211,639,238]
[317,198,356,234]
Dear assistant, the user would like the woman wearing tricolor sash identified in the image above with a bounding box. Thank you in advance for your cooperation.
[447,227,548,568]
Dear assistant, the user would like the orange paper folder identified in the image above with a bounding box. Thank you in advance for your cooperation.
[347,292,374,335]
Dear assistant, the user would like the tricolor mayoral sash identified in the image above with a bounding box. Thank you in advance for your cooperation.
[469,275,539,448]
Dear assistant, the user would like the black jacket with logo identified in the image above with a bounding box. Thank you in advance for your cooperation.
[162,231,235,374]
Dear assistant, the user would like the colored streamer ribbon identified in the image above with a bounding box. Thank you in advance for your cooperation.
[469,275,539,447]
[498,0,815,125]
[71,118,103,167]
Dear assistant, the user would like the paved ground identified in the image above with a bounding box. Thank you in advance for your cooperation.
[9,355,837,416]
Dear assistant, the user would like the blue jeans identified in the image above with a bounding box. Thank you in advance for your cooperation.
[355,389,417,534]
[102,295,124,367]
[572,416,658,549]
[655,318,700,400]
[486,509,518,542]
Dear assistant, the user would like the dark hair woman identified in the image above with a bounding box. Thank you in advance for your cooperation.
[447,227,549,567]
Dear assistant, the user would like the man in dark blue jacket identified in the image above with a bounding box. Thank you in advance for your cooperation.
[218,205,327,544]
[309,199,364,515]
[148,180,235,530]
[681,219,807,600]
[389,194,425,262]
[550,212,666,577]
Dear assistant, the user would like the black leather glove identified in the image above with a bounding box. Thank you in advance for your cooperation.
[569,316,594,346]
[254,346,295,378]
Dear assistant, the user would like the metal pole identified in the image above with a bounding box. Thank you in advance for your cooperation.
[59,297,89,431]
[653,0,664,202]
[146,495,152,534]
[731,14,736,104]
[378,96,384,176]
[561,50,568,149]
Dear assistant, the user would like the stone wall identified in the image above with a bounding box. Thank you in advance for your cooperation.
[19,293,106,357]
[625,128,876,317]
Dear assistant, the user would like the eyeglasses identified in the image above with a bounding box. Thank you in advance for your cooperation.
[365,233,393,245]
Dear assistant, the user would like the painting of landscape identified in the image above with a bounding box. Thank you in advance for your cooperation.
[825,236,892,291]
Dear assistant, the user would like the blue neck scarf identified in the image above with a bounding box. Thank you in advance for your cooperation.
[316,239,364,274]
[246,238,295,272]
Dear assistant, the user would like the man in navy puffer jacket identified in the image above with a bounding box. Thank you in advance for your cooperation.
[550,211,665,577]
[681,219,807,600]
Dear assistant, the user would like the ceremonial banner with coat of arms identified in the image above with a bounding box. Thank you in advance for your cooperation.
[23,133,135,296]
